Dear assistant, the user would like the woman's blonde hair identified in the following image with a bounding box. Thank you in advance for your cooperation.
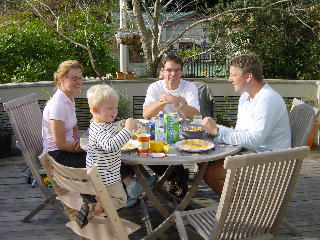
[54,60,83,86]
[87,84,119,110]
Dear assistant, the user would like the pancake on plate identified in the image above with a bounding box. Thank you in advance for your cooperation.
[121,140,138,151]
[179,139,212,150]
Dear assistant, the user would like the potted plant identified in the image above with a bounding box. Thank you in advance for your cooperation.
[117,93,130,119]
[215,96,235,128]
[115,28,140,45]
[116,71,135,80]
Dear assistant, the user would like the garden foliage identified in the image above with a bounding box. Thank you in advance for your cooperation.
[0,0,119,83]
[208,0,320,80]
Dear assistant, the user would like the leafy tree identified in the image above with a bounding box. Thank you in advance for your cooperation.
[0,0,119,83]
[208,0,320,80]
[126,0,318,78]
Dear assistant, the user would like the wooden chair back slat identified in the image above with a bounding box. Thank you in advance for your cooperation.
[49,156,91,180]
[52,171,96,195]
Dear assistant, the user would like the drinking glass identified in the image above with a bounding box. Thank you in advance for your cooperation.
[192,115,202,125]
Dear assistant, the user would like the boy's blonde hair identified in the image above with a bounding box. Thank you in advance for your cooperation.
[87,84,119,109]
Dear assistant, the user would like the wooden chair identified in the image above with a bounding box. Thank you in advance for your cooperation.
[39,152,140,240]
[289,98,319,147]
[279,99,319,235]
[194,82,215,118]
[3,93,65,222]
[173,146,309,240]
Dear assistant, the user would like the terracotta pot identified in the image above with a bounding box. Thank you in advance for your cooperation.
[125,72,134,79]
[116,72,126,80]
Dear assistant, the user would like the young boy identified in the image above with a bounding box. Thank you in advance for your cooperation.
[77,84,155,228]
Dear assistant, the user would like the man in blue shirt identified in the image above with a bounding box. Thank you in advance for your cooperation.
[202,53,291,195]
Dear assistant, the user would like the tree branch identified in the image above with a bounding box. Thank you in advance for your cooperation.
[132,0,152,71]
[25,0,101,77]
[159,3,315,57]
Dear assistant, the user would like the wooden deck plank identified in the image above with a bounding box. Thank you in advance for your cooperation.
[0,148,319,240]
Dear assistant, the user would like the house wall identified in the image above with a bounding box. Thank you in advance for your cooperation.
[127,17,208,74]
[164,19,206,48]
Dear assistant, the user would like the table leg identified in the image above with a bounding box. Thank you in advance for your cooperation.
[134,165,171,218]
[139,197,153,234]
[139,165,151,178]
[157,165,175,185]
[175,162,208,211]
[141,215,175,240]
[139,162,209,239]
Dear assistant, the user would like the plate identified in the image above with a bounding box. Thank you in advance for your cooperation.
[121,139,138,151]
[150,152,166,158]
[175,139,214,152]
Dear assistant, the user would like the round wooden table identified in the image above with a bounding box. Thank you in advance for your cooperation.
[121,142,241,239]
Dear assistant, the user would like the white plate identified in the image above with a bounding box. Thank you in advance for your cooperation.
[175,139,214,152]
[150,152,166,158]
[121,139,139,151]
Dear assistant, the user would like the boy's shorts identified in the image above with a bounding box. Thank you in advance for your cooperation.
[106,181,127,210]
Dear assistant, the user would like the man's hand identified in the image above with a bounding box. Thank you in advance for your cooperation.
[159,94,176,104]
[159,94,186,107]
[202,117,219,136]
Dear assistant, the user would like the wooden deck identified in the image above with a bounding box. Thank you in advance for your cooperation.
[1,148,320,240]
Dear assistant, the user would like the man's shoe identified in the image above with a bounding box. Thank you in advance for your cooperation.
[167,180,178,194]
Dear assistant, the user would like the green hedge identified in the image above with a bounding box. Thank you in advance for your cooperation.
[0,14,118,83]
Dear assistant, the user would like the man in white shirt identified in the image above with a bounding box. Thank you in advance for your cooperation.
[202,53,291,195]
[143,54,201,197]
[143,55,200,120]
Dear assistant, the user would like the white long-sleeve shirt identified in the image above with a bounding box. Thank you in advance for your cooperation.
[86,122,131,185]
[215,84,291,151]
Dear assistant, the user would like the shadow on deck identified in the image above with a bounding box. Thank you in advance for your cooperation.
[0,147,319,240]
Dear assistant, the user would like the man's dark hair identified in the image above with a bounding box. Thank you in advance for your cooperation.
[228,54,264,81]
[161,54,184,69]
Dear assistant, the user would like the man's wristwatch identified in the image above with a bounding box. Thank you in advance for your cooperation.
[176,100,185,109]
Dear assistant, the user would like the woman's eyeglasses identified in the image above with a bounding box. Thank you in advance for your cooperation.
[67,76,84,82]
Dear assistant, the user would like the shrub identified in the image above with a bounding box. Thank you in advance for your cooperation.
[0,5,119,83]
[208,0,320,80]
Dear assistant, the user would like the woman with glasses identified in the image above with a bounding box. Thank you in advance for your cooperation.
[42,60,87,168]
